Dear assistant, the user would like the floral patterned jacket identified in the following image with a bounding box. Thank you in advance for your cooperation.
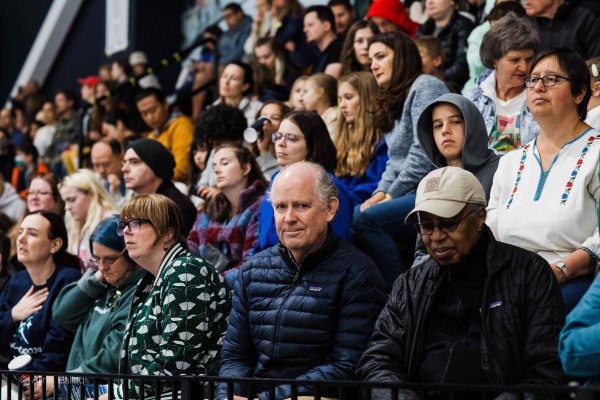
[116,243,230,399]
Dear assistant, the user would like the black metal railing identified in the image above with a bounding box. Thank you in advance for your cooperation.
[1,371,598,400]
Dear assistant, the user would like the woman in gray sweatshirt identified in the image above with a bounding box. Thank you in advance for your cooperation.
[351,32,448,292]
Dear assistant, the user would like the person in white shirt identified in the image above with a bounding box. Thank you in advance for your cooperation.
[466,12,539,153]
[487,47,599,313]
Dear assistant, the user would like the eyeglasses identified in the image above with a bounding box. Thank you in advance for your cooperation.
[116,218,151,236]
[417,209,477,236]
[272,132,304,144]
[27,191,52,197]
[90,249,126,267]
[525,75,571,88]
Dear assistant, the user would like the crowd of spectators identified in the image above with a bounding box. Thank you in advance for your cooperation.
[1,0,600,398]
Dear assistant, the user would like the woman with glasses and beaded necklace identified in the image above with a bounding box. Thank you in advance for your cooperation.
[253,111,353,253]
[105,194,229,400]
[487,47,600,313]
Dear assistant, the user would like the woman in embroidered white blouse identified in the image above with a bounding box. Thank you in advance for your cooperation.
[487,47,600,312]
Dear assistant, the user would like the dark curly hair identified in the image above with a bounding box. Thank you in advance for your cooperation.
[369,32,422,134]
[194,104,247,146]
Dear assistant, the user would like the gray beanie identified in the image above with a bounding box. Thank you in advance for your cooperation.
[127,138,175,181]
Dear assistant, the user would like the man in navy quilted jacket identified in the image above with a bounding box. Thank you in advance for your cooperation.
[218,161,386,400]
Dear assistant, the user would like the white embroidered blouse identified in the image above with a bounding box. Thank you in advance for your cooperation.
[487,128,600,263]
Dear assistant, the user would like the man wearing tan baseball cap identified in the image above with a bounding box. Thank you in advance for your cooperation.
[358,166,565,393]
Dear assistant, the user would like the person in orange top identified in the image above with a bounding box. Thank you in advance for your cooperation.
[134,87,193,183]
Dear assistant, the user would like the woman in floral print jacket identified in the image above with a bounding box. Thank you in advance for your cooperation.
[109,194,230,399]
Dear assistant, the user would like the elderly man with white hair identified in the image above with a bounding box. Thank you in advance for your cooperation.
[218,161,386,400]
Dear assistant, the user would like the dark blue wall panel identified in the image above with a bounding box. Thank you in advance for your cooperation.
[2,0,185,104]
[0,1,53,103]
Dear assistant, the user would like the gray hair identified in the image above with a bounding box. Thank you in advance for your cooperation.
[480,12,539,69]
[311,163,338,207]
[269,161,338,207]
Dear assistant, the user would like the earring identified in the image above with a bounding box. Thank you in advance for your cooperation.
[163,244,169,251]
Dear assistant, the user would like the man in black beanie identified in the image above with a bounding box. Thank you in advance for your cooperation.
[122,138,197,235]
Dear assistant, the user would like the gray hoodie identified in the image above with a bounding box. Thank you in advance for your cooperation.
[417,93,500,199]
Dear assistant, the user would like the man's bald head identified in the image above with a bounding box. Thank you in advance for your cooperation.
[272,162,338,208]
[91,138,123,179]
[271,162,339,262]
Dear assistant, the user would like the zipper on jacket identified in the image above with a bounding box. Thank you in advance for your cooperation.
[408,278,441,377]
[271,263,301,365]
[480,269,505,384]
[440,343,456,383]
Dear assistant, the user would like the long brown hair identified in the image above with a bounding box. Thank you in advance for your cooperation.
[334,72,382,177]
[340,20,380,76]
[369,32,423,133]
[205,143,267,223]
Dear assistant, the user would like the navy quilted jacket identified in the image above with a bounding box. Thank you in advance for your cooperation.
[218,230,387,400]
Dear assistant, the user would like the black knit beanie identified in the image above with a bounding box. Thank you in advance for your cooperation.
[127,138,175,181]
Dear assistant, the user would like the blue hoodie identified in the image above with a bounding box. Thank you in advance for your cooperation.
[559,272,600,384]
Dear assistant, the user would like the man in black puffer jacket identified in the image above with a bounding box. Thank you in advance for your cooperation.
[357,167,565,398]
[218,162,387,400]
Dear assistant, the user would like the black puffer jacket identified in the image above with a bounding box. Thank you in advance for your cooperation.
[416,10,474,91]
[530,0,600,59]
[357,228,565,393]
[218,229,387,400]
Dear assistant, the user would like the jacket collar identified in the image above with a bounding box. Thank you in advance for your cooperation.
[278,226,339,271]
[482,226,508,277]
[156,179,176,194]
[423,9,460,34]
[156,242,187,278]
[151,111,181,138]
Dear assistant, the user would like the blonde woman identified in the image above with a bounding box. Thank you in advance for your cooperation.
[334,72,388,207]
[60,169,115,272]
[300,73,338,136]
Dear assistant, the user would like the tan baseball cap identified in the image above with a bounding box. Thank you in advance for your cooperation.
[405,167,486,224]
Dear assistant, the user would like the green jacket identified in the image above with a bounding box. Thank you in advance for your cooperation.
[117,243,230,399]
[53,268,145,373]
